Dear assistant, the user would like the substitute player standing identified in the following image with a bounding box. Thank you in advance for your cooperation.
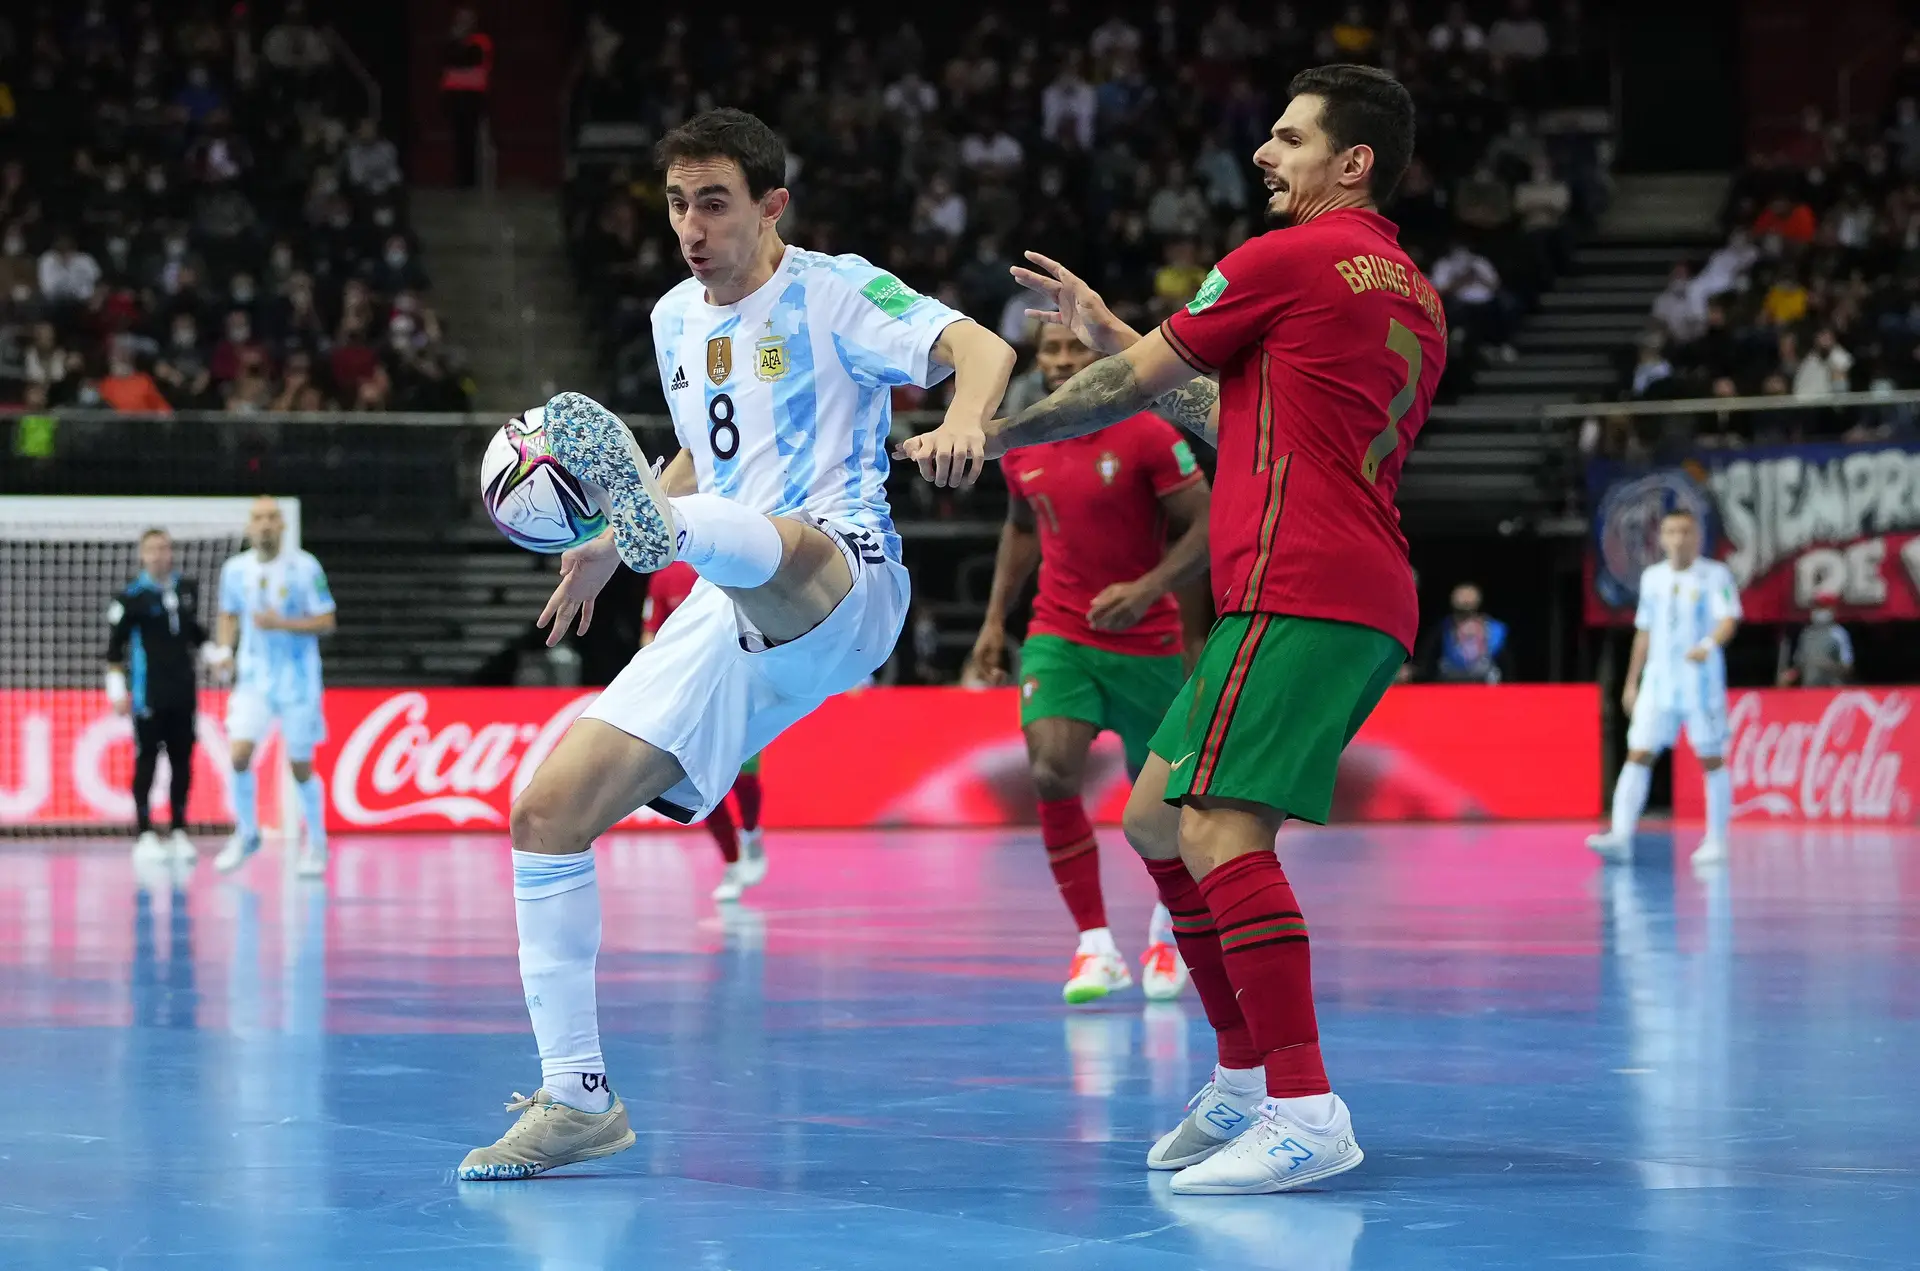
[106,528,213,866]
[643,559,769,902]
[458,108,1015,1180]
[213,497,336,879]
[905,65,1444,1195]
[1587,508,1741,866]
[970,322,1211,1004]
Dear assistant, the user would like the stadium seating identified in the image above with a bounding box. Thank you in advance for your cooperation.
[0,1,467,414]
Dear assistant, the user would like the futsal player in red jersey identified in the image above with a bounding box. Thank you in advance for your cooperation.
[904,65,1446,1195]
[970,323,1212,1005]
[642,562,768,902]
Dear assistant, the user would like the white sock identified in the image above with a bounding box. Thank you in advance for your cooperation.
[1215,1064,1265,1097]
[1609,760,1651,839]
[1271,1092,1340,1131]
[231,768,258,839]
[296,774,327,850]
[1147,902,1175,947]
[669,492,784,588]
[512,849,610,1113]
[1704,765,1731,844]
[1076,926,1120,958]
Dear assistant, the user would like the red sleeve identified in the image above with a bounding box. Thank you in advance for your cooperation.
[999,454,1025,499]
[1159,234,1299,373]
[1132,416,1203,496]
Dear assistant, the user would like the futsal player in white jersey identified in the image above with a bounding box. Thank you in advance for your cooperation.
[211,496,336,879]
[1588,508,1743,867]
[458,109,1015,1180]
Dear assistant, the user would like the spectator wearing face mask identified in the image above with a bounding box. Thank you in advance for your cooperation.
[153,313,213,408]
[371,234,427,298]
[1411,583,1514,684]
[209,309,269,383]
[96,341,173,414]
[37,233,101,306]
[1778,605,1854,687]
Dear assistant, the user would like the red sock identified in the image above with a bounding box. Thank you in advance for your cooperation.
[1143,857,1261,1069]
[706,797,740,864]
[1197,851,1329,1097]
[1037,796,1106,932]
[733,771,763,831]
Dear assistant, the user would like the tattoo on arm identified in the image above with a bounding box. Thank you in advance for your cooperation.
[998,356,1152,450]
[1151,377,1219,444]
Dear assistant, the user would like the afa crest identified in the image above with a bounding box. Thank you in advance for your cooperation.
[755,334,788,382]
[706,336,733,385]
[1097,451,1121,485]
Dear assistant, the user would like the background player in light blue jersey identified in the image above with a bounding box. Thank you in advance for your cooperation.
[459,109,1016,1181]
[212,496,336,879]
[1589,508,1743,868]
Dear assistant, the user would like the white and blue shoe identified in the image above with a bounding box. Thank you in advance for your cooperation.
[1586,830,1632,861]
[214,831,262,874]
[1170,1095,1364,1195]
[1147,1069,1267,1170]
[540,392,676,573]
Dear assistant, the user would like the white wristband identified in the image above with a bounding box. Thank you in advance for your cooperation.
[201,642,233,667]
[104,669,128,705]
[1693,638,1718,657]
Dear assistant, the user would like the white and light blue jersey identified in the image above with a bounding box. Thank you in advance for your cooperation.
[1634,557,1742,712]
[218,548,333,703]
[651,245,967,562]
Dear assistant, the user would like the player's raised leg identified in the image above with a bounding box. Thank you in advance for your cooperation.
[456,719,665,1180]
[1125,757,1265,1170]
[1024,713,1130,1003]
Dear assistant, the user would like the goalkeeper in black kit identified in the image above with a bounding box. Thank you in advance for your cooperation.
[105,529,225,867]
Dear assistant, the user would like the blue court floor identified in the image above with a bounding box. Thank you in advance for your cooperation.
[2,822,1916,1270]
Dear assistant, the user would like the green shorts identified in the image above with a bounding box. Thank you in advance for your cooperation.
[1019,633,1187,775]
[1150,613,1403,824]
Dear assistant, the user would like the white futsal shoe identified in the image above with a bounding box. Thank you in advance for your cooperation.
[214,830,262,874]
[1170,1095,1364,1195]
[539,392,675,573]
[1148,1069,1266,1169]
[168,828,198,865]
[1690,837,1727,867]
[737,829,768,885]
[1585,830,1632,861]
[1063,948,1132,1005]
[132,830,166,865]
[458,1088,636,1181]
[1140,941,1189,1002]
[295,843,328,880]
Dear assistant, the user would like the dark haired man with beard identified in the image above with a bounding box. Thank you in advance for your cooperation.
[905,64,1447,1195]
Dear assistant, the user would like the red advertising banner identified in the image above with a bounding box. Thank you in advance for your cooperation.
[1673,688,1917,825]
[3,684,1601,832]
[0,689,284,828]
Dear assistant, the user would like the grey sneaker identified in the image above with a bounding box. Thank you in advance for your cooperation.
[541,392,676,573]
[458,1089,636,1181]
[1147,1072,1264,1170]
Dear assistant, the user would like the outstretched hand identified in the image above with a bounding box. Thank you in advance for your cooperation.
[537,531,621,647]
[893,412,1002,488]
[1010,251,1137,355]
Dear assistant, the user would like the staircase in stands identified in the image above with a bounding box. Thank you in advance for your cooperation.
[1401,173,1727,532]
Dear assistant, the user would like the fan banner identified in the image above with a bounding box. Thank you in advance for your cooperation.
[1672,688,1917,825]
[1585,439,1920,625]
[0,685,1599,830]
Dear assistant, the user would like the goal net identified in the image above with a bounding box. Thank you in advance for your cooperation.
[0,497,300,834]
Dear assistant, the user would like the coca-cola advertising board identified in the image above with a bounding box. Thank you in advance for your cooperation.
[2,684,1601,832]
[1673,688,1916,825]
[1586,440,1920,625]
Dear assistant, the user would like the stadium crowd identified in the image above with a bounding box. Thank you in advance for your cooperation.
[0,1,467,416]
[1607,38,1920,458]
[562,0,1613,418]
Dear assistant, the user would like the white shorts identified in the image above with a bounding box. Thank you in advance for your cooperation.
[583,524,910,821]
[1626,691,1729,759]
[226,688,328,762]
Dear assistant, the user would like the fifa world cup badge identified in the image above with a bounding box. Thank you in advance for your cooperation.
[706,337,732,386]
[755,333,788,382]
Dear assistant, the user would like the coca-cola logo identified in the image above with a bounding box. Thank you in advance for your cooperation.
[331,691,598,827]
[1725,691,1911,821]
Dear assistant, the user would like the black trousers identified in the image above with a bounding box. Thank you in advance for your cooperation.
[133,705,196,833]
[445,91,485,187]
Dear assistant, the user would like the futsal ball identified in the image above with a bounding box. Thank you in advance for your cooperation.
[480,408,609,553]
